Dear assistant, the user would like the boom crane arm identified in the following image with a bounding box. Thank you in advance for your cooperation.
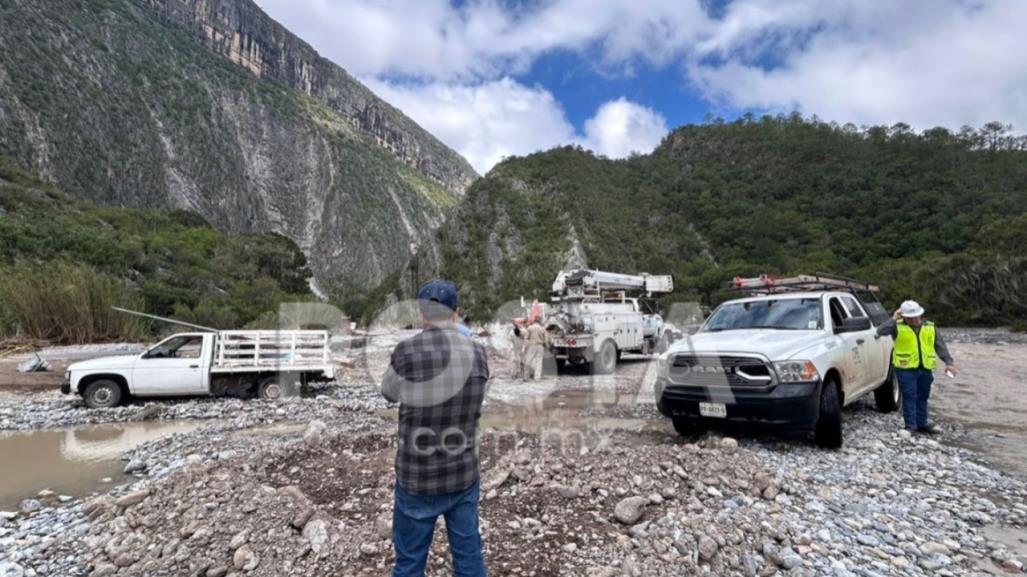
[551,269,673,299]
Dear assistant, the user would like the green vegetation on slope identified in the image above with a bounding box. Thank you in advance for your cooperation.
[431,116,1027,326]
[0,159,312,342]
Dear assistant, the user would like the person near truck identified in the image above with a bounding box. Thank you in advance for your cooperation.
[876,300,958,434]
[456,306,474,338]
[511,320,528,379]
[381,280,489,577]
[522,318,547,380]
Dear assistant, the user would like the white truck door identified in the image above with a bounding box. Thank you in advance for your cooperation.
[827,297,867,396]
[842,296,887,390]
[132,334,209,395]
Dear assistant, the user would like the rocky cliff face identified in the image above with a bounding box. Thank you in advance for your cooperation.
[141,0,475,195]
[0,0,477,297]
[359,147,655,322]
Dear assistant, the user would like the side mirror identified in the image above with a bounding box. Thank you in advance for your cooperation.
[836,316,871,334]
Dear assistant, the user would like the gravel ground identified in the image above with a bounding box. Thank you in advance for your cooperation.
[3,410,1025,577]
[0,382,387,432]
[1,328,1026,576]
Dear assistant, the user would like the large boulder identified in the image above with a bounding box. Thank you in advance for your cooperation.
[613,496,649,525]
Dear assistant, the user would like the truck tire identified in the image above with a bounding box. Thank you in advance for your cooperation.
[542,356,559,375]
[83,379,124,409]
[814,377,843,449]
[257,377,284,401]
[873,367,900,413]
[672,416,704,438]
[594,340,617,375]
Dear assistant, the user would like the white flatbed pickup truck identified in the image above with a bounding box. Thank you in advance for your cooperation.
[655,275,898,448]
[61,330,336,408]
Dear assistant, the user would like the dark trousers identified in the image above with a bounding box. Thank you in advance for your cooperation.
[895,368,933,429]
[392,480,486,577]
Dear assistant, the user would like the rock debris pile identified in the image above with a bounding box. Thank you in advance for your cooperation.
[5,413,1024,577]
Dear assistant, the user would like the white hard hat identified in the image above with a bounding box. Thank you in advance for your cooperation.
[900,300,925,318]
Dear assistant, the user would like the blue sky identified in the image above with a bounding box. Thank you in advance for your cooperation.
[524,48,712,131]
[254,0,1027,174]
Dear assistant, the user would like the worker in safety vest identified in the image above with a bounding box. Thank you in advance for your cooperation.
[876,300,957,434]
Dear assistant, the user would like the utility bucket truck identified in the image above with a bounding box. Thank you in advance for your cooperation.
[544,269,677,374]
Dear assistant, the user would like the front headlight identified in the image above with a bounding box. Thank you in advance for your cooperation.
[64,371,71,382]
[656,353,670,376]
[773,360,820,383]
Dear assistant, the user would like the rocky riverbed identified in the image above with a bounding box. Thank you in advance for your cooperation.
[1,330,1026,576]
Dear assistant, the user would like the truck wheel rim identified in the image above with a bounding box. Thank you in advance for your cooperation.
[94,388,111,404]
[263,383,282,399]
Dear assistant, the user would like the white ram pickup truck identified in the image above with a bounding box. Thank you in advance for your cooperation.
[61,330,336,408]
[655,281,897,448]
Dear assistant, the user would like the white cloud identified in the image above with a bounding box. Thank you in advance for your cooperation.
[255,0,1027,166]
[364,78,576,173]
[365,78,667,172]
[255,0,712,80]
[583,98,669,158]
[686,0,1027,130]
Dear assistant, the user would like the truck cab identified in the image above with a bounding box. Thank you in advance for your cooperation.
[655,275,898,448]
[131,333,213,395]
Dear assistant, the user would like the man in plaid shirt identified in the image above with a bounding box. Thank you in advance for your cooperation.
[382,280,489,577]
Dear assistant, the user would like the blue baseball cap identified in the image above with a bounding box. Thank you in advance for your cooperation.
[418,280,459,314]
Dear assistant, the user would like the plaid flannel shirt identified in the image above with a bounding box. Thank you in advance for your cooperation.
[382,325,489,495]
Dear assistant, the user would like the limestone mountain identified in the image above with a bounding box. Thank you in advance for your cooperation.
[0,0,477,298]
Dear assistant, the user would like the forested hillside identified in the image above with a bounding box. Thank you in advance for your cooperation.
[0,159,312,342]
[378,116,1027,327]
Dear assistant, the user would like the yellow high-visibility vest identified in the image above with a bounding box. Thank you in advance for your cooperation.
[892,321,937,370]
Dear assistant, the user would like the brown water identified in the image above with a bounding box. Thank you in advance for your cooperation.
[377,386,667,443]
[931,342,1027,478]
[0,421,203,509]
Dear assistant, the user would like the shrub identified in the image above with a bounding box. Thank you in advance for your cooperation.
[0,261,148,343]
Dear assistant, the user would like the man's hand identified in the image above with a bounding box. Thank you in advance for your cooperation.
[946,365,959,376]
[892,308,903,321]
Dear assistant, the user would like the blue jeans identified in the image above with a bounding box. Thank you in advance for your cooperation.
[393,480,486,577]
[896,368,933,429]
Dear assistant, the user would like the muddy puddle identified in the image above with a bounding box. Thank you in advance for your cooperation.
[378,386,668,441]
[0,420,203,509]
[483,388,660,433]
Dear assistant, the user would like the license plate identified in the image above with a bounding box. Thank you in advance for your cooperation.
[699,402,727,418]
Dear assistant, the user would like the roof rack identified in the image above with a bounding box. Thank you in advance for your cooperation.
[729,273,880,296]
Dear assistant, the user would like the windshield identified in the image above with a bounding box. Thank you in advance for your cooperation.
[144,335,204,359]
[703,298,822,332]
